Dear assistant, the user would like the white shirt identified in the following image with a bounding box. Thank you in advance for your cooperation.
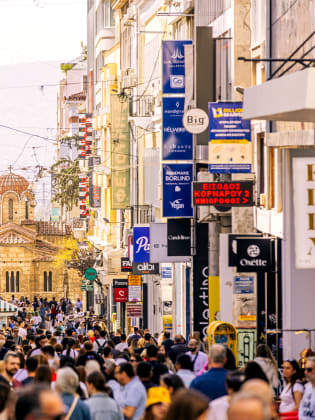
[18,328,27,338]
[299,382,315,419]
[207,395,229,420]
[280,382,304,413]
[115,342,128,352]
[186,351,209,373]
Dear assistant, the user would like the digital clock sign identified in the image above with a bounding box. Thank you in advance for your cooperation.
[193,181,254,207]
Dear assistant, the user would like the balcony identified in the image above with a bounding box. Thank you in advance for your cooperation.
[129,95,154,118]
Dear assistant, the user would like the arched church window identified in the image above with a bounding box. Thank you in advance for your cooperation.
[8,199,13,221]
[25,201,29,220]
[44,271,52,292]
[5,271,20,292]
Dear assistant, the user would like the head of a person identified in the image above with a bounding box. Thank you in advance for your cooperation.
[55,367,79,394]
[244,361,269,384]
[83,340,93,352]
[226,370,246,395]
[120,333,126,342]
[15,385,65,420]
[241,379,275,419]
[85,360,101,377]
[13,327,19,336]
[164,389,209,420]
[188,339,198,353]
[137,361,153,380]
[114,362,134,386]
[176,354,193,371]
[173,335,182,344]
[225,348,237,370]
[86,371,108,395]
[161,373,185,395]
[103,346,112,358]
[41,345,55,359]
[282,359,301,384]
[66,328,73,338]
[255,344,274,361]
[228,391,271,420]
[26,357,38,374]
[39,335,48,348]
[145,386,171,420]
[209,344,227,367]
[3,351,20,378]
[144,333,151,342]
[304,356,315,385]
[164,331,170,340]
[35,365,52,385]
[147,345,158,360]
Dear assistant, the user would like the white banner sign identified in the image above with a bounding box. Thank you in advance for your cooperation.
[150,223,190,263]
[293,157,315,268]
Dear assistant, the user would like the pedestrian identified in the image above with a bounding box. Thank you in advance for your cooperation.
[244,361,269,384]
[279,359,304,414]
[186,339,209,374]
[169,335,189,364]
[165,388,209,420]
[161,332,174,355]
[0,351,21,389]
[146,345,168,385]
[21,356,38,385]
[55,367,91,420]
[227,391,271,420]
[85,371,123,420]
[241,379,277,420]
[190,344,228,401]
[160,373,185,396]
[254,344,279,390]
[137,361,155,391]
[115,333,128,352]
[34,365,52,386]
[299,356,315,420]
[175,354,196,387]
[142,386,171,420]
[114,362,147,420]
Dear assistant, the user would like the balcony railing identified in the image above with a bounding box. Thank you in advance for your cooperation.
[130,205,153,226]
[129,95,154,118]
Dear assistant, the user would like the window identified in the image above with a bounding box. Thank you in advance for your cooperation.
[44,271,52,292]
[216,32,232,100]
[96,0,114,33]
[25,201,29,220]
[8,199,13,221]
[6,271,20,292]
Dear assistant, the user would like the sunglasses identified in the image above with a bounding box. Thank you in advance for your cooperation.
[305,367,313,372]
[130,359,137,362]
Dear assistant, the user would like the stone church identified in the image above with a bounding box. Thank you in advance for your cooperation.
[0,171,82,302]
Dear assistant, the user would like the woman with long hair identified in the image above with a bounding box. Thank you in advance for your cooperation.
[279,359,304,413]
[61,338,78,360]
[254,344,279,389]
[164,389,209,420]
[160,373,185,397]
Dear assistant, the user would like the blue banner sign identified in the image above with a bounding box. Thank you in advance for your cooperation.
[162,40,192,94]
[163,164,193,218]
[208,101,251,173]
[233,276,254,294]
[163,97,193,160]
[133,226,150,263]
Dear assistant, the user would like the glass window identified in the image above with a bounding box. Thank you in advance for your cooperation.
[10,272,14,293]
[16,272,19,293]
[25,201,29,220]
[6,272,9,293]
[8,199,13,221]
[44,271,52,292]
[44,271,48,292]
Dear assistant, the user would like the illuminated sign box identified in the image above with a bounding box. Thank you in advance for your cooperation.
[193,181,254,207]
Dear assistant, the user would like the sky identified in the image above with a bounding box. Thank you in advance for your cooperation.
[0,0,87,218]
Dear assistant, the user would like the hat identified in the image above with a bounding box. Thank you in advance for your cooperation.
[146,387,171,408]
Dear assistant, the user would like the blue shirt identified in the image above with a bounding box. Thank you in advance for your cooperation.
[190,368,227,401]
[61,393,91,420]
[118,377,147,420]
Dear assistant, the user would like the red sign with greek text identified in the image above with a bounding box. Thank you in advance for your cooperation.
[193,181,254,207]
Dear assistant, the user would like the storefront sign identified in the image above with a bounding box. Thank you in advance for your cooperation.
[162,40,192,94]
[127,303,143,317]
[132,262,159,275]
[133,226,150,263]
[89,183,101,208]
[121,257,132,272]
[161,266,173,279]
[183,108,209,134]
[150,223,190,263]
[228,233,262,266]
[163,164,193,218]
[167,219,191,256]
[113,279,128,303]
[111,95,130,209]
[235,238,273,272]
[233,276,254,294]
[128,275,142,303]
[162,97,193,160]
[79,114,93,158]
[193,181,254,206]
[88,156,101,168]
[293,157,315,268]
[208,102,251,173]
[79,175,89,218]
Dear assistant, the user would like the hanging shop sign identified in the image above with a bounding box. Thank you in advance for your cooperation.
[113,279,128,303]
[128,275,142,302]
[88,156,101,168]
[79,175,89,218]
[89,180,101,208]
[78,114,93,158]
[133,226,150,263]
[132,262,159,275]
[162,97,193,160]
[162,40,192,94]
[150,223,190,263]
[293,157,315,268]
[167,218,191,256]
[111,95,130,209]
[163,164,193,218]
[233,238,273,272]
[193,181,254,207]
[127,303,143,318]
[121,257,132,272]
[208,102,251,173]
[228,234,263,266]
[183,108,209,134]
[161,266,173,279]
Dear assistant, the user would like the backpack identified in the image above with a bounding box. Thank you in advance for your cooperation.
[95,339,105,355]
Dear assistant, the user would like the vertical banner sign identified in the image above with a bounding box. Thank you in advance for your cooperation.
[162,164,193,218]
[167,219,191,256]
[150,223,190,263]
[162,40,192,94]
[208,102,251,173]
[111,95,130,209]
[162,97,193,160]
[113,279,128,303]
[79,175,89,218]
[133,226,150,263]
[78,114,93,158]
[128,275,142,302]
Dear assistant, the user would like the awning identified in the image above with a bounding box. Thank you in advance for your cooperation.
[243,68,315,122]
[0,299,18,313]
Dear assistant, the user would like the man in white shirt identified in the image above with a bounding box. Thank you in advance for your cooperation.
[186,338,208,374]
[299,357,315,420]
[18,322,27,339]
[116,333,128,352]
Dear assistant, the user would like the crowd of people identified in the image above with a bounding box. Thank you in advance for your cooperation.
[0,295,314,420]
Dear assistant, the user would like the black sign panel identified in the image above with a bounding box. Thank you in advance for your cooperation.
[228,234,262,267]
[193,181,254,207]
[235,238,273,272]
[113,278,128,288]
[132,262,160,275]
[121,257,132,272]
[167,219,191,256]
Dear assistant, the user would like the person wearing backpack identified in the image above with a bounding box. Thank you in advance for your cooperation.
[279,359,304,414]
[93,330,106,355]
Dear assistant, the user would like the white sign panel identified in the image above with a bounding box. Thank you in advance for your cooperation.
[150,223,190,263]
[183,108,209,134]
[293,157,315,268]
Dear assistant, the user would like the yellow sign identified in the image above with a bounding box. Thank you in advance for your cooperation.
[208,276,220,323]
[128,275,141,286]
[239,315,256,321]
[163,315,173,332]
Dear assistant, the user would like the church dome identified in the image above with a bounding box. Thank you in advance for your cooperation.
[0,172,29,195]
